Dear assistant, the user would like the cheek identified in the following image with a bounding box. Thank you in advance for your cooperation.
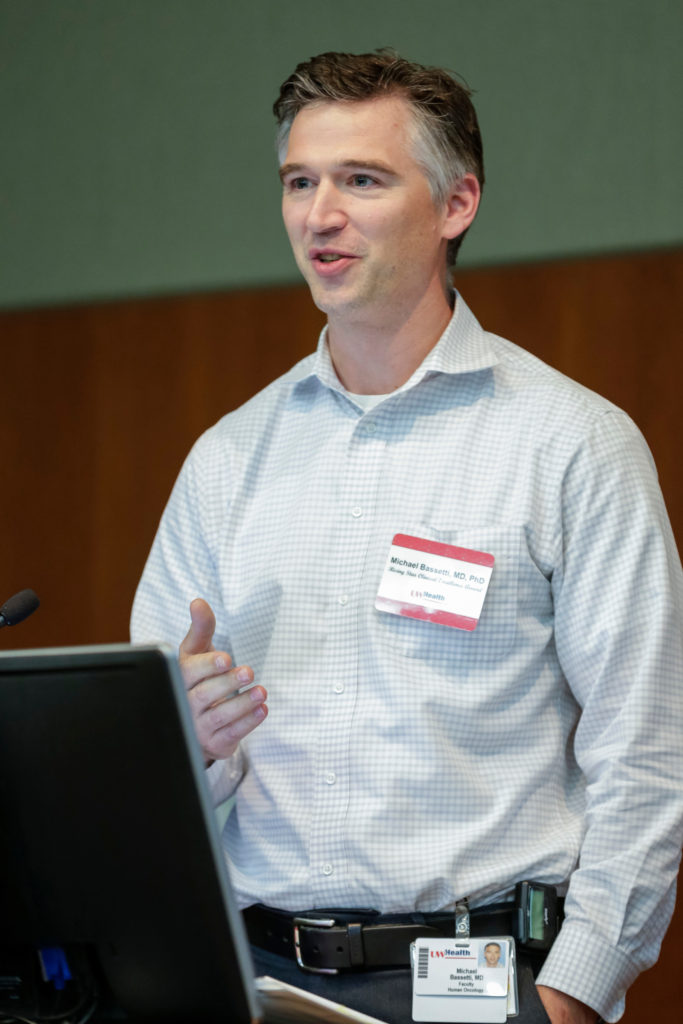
[391,216,440,259]
[282,204,305,244]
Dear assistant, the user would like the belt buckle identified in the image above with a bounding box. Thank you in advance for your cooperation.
[293,916,339,975]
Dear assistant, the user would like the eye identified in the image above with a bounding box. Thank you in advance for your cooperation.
[351,174,376,188]
[287,177,313,191]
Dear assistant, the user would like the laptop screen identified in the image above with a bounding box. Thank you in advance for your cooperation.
[0,643,262,1023]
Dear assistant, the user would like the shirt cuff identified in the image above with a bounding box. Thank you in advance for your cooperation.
[205,748,245,806]
[536,918,638,1022]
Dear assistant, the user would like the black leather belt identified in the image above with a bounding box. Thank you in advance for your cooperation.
[243,902,525,974]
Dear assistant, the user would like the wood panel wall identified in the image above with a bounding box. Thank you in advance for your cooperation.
[1,248,681,1021]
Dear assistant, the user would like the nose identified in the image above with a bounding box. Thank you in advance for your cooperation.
[305,180,347,235]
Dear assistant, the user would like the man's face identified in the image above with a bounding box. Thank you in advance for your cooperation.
[484,944,501,967]
[280,96,455,326]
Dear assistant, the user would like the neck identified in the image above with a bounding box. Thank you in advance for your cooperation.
[326,280,454,394]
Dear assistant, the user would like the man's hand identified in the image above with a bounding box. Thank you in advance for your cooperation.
[179,598,268,765]
[537,985,599,1024]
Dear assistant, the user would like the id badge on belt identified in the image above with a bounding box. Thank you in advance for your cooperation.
[410,936,518,1022]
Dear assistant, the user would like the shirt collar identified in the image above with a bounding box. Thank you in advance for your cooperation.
[298,292,499,397]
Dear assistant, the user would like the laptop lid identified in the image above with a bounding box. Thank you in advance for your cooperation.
[0,643,262,1023]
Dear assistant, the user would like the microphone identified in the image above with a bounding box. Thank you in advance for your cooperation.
[0,589,40,629]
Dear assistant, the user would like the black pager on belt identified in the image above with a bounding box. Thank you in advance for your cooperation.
[515,881,559,952]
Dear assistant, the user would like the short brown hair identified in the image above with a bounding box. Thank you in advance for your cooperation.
[273,49,484,266]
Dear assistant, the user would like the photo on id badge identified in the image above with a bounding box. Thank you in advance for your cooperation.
[480,941,507,972]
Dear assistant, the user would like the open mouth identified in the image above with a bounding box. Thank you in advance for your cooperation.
[311,248,357,263]
[309,250,357,275]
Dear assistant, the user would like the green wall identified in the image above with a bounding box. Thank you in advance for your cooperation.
[1,0,681,310]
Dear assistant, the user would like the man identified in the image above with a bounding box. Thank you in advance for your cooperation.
[484,943,503,969]
[132,50,683,1024]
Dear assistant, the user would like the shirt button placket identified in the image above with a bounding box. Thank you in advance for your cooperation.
[309,418,384,902]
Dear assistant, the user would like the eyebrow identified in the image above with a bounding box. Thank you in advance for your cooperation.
[279,159,398,183]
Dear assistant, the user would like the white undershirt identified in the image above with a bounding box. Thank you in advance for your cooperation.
[346,391,393,411]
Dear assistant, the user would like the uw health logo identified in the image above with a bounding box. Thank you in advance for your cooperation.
[430,949,471,958]
[410,588,445,602]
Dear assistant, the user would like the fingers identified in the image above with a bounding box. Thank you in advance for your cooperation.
[189,679,268,763]
[193,684,269,761]
[180,597,217,658]
[178,598,268,763]
[181,649,233,689]
[179,597,231,689]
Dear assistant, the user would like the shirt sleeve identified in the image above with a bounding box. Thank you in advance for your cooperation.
[130,438,245,803]
[536,409,683,1021]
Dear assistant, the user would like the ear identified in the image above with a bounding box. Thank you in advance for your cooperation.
[441,172,481,241]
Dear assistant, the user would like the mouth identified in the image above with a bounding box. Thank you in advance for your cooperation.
[308,249,358,278]
[310,247,357,262]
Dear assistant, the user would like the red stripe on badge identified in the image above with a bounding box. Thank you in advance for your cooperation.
[392,533,495,568]
[375,596,480,631]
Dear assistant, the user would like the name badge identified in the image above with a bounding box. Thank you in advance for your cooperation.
[375,534,494,631]
[411,938,512,1023]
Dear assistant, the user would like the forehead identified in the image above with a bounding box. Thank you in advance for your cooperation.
[283,95,420,169]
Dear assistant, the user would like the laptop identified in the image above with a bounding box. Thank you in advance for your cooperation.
[0,644,385,1023]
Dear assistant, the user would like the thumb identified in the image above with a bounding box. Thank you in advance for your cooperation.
[179,598,216,658]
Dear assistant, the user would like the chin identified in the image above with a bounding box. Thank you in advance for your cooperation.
[308,287,355,317]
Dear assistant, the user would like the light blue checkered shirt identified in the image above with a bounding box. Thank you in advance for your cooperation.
[132,295,683,1021]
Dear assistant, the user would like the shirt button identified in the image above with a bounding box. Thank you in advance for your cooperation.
[338,594,349,606]
[322,863,334,876]
[333,682,345,694]
[324,772,337,785]
[351,506,363,518]
[364,421,377,434]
